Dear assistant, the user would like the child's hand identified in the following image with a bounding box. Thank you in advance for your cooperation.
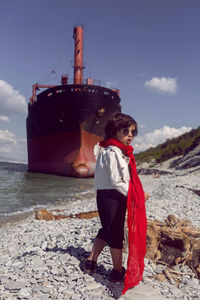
[145,192,150,201]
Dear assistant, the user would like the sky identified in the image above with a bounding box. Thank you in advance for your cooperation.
[0,0,200,161]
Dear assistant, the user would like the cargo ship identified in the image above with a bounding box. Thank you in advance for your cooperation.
[26,26,121,177]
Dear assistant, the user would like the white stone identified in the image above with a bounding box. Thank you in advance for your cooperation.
[5,281,27,290]
[40,241,48,250]
[62,289,74,296]
[18,287,31,298]
[119,283,168,300]
[32,256,44,266]
[50,267,58,275]
[86,282,102,290]
[12,261,24,268]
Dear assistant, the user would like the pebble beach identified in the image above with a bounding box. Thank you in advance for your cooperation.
[0,169,200,300]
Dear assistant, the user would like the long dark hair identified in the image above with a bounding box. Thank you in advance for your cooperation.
[104,112,138,140]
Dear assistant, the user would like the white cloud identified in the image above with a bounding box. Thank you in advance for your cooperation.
[105,80,119,89]
[134,125,192,153]
[0,115,10,123]
[134,73,145,79]
[145,77,177,94]
[0,129,17,153]
[138,123,146,129]
[0,80,27,116]
[0,129,27,161]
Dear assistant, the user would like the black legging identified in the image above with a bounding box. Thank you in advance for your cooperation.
[96,189,127,249]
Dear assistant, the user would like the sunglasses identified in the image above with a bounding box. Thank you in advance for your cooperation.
[121,128,137,137]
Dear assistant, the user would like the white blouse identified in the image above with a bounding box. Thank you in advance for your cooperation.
[94,145,130,196]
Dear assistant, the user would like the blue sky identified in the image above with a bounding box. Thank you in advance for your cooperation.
[0,0,199,161]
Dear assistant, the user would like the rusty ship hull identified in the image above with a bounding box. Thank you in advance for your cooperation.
[26,84,121,177]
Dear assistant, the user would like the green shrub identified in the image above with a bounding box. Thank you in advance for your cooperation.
[135,126,200,164]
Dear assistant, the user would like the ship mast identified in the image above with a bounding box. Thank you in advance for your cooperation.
[73,26,84,84]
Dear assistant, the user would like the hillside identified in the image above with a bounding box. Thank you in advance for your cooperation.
[135,126,200,171]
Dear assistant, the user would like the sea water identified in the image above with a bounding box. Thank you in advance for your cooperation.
[0,160,95,224]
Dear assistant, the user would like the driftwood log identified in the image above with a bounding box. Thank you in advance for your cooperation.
[35,209,98,221]
[35,209,200,280]
[146,214,200,280]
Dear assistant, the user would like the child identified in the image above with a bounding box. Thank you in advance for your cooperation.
[81,112,149,294]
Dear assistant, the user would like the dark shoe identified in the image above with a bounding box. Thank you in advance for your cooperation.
[81,258,97,274]
[109,266,126,282]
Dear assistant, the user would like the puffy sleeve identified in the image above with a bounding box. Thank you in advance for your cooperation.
[104,148,129,196]
[93,143,101,159]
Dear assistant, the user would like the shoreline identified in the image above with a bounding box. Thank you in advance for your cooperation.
[0,188,97,228]
[0,212,35,228]
[0,172,200,299]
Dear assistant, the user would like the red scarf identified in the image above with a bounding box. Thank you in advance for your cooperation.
[99,138,147,294]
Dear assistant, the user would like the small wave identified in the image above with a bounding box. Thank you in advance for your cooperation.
[0,160,28,172]
[66,189,95,198]
[0,158,27,164]
[79,190,94,194]
[0,204,49,217]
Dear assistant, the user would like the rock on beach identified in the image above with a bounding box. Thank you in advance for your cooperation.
[0,170,200,300]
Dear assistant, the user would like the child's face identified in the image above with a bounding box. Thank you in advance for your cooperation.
[115,124,136,145]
